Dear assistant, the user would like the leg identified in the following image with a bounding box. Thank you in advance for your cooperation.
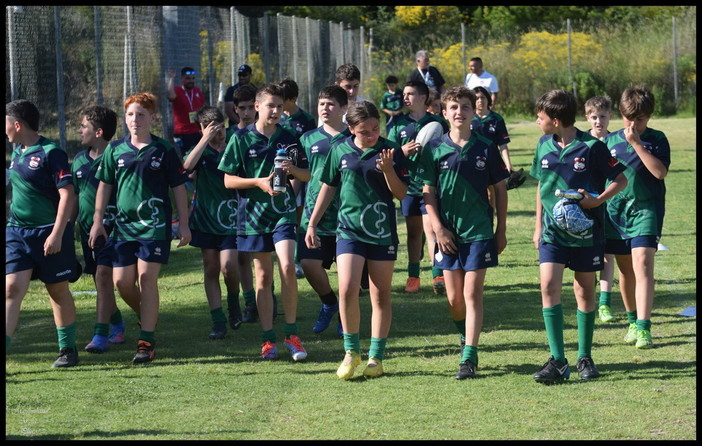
[113,265,141,317]
[615,254,636,312]
[275,239,298,324]
[251,252,274,331]
[6,270,32,338]
[597,253,617,321]
[201,248,223,310]
[85,265,118,352]
[631,246,656,348]
[367,259,395,340]
[45,280,80,367]
[444,269,467,324]
[135,260,162,333]
[463,269,487,349]
[220,248,242,329]
[423,214,445,295]
[336,253,364,335]
[573,270,600,379]
[404,215,423,292]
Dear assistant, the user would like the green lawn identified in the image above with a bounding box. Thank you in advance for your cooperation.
[5,117,696,440]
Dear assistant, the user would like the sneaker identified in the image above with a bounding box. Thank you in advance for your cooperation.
[635,329,653,349]
[455,359,476,380]
[624,322,638,344]
[260,341,279,360]
[284,335,308,361]
[208,322,227,340]
[363,357,384,378]
[404,277,420,293]
[295,263,305,279]
[108,320,126,344]
[84,334,110,353]
[242,302,258,323]
[52,347,79,368]
[133,340,155,364]
[228,306,242,330]
[576,356,601,380]
[533,356,570,384]
[432,276,445,295]
[337,350,361,380]
[312,303,339,334]
[598,305,616,322]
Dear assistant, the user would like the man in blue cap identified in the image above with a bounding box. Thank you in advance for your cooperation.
[224,64,257,128]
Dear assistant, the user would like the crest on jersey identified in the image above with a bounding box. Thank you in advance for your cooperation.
[28,156,41,169]
[573,157,586,172]
[136,198,166,228]
[360,202,391,239]
[149,156,162,170]
[475,155,487,171]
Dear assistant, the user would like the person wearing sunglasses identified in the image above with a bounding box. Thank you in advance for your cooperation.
[224,64,257,129]
[167,66,206,157]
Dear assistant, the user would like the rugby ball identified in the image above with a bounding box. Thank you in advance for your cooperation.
[415,121,444,147]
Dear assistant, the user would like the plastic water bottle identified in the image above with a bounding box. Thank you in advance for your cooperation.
[272,149,288,193]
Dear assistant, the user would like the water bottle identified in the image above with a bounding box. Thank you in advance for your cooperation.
[272,149,288,193]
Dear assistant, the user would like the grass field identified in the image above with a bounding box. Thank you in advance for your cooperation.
[5,117,696,440]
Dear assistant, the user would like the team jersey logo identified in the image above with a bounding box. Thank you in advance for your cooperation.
[311,145,319,154]
[573,157,586,172]
[117,158,126,168]
[592,255,601,266]
[136,198,166,228]
[610,148,617,157]
[440,160,450,170]
[294,123,304,134]
[340,159,348,169]
[75,168,84,179]
[216,199,238,229]
[28,156,41,169]
[149,156,162,170]
[475,156,487,171]
[484,252,492,263]
[541,159,549,169]
[488,124,496,134]
[360,201,391,239]
[248,148,258,158]
[271,189,296,214]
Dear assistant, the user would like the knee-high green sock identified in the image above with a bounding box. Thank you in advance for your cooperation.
[210,307,227,324]
[408,262,420,278]
[598,291,611,307]
[284,323,298,337]
[343,333,361,353]
[636,319,651,331]
[93,322,109,337]
[56,323,77,350]
[453,319,466,343]
[626,310,637,324]
[243,289,256,306]
[227,291,241,313]
[461,345,478,367]
[109,309,123,325]
[576,309,596,359]
[139,330,155,344]
[431,266,443,279]
[542,305,565,362]
[368,337,387,361]
[261,329,277,344]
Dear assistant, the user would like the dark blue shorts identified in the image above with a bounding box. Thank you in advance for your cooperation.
[433,239,498,271]
[605,235,659,255]
[336,238,398,261]
[237,223,297,253]
[400,194,426,217]
[190,229,238,251]
[112,239,171,266]
[79,232,115,275]
[296,232,336,269]
[539,242,605,272]
[6,224,81,283]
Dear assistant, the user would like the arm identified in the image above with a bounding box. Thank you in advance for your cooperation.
[172,184,191,247]
[578,172,628,209]
[182,121,221,171]
[88,181,112,249]
[625,125,668,179]
[223,172,278,196]
[533,182,542,249]
[44,185,75,256]
[282,160,310,183]
[498,143,514,172]
[492,179,508,254]
[423,184,456,255]
[377,148,407,200]
[304,183,337,249]
[166,69,177,102]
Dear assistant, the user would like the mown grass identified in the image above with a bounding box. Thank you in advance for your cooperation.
[5,117,696,440]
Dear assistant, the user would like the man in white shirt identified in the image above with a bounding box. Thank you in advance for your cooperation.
[464,57,499,106]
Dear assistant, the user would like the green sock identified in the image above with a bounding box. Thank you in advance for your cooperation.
[453,319,466,343]
[636,319,651,331]
[542,305,565,363]
[368,337,387,361]
[598,291,611,307]
[343,333,361,353]
[243,289,256,306]
[56,323,77,350]
[210,307,227,324]
[284,323,298,337]
[462,344,478,367]
[109,309,123,325]
[94,322,109,337]
[576,309,596,359]
[6,335,11,351]
[431,266,443,279]
[626,310,637,324]
[227,292,241,313]
[261,329,276,344]
[408,262,420,278]
[139,330,155,344]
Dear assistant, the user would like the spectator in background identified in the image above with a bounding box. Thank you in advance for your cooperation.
[167,66,206,157]
[464,57,499,107]
[407,50,446,94]
[224,64,256,128]
[380,75,404,128]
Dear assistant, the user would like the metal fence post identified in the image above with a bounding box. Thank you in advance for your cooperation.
[54,6,66,151]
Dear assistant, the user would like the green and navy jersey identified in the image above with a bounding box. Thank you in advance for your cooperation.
[604,127,670,239]
[471,110,510,147]
[380,89,404,114]
[299,126,351,236]
[218,124,308,235]
[72,149,117,237]
[96,134,189,241]
[7,136,73,228]
[386,112,445,197]
[320,135,410,245]
[418,132,509,243]
[529,129,626,247]
[280,108,317,137]
[185,145,238,236]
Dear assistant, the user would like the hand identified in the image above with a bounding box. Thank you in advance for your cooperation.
[88,223,108,250]
[623,122,642,146]
[176,225,191,248]
[43,230,62,256]
[402,141,421,157]
[376,148,395,172]
[532,228,541,250]
[577,189,600,209]
[202,120,223,142]
[435,227,457,255]
[305,226,320,249]
[259,173,280,196]
[167,68,176,79]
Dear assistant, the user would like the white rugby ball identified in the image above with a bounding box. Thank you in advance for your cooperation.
[415,121,444,147]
